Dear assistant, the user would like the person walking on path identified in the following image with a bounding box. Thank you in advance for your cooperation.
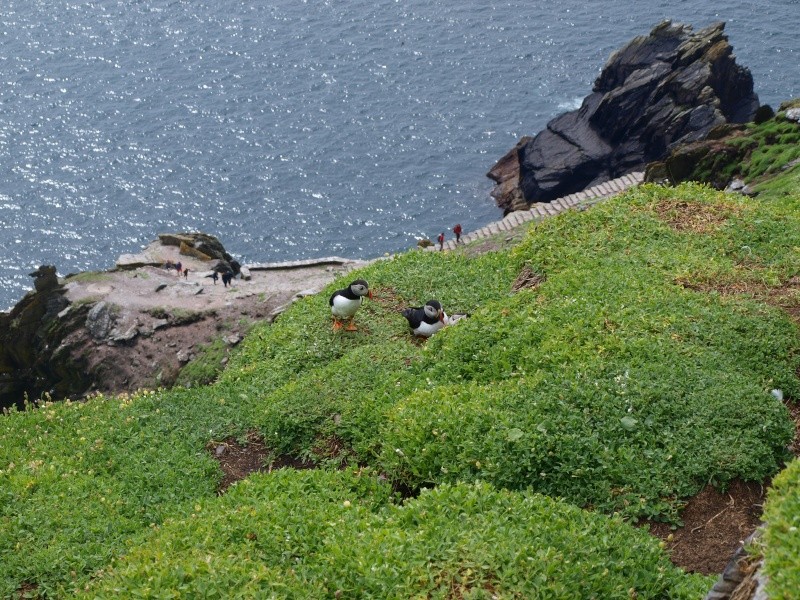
[437,232,445,251]
[453,223,462,244]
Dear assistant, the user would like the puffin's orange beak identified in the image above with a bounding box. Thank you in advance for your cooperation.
[368,290,373,299]
[438,310,444,323]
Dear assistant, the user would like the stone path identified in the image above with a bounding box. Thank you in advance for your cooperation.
[246,257,369,271]
[428,171,645,251]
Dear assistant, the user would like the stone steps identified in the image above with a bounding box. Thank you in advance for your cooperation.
[428,171,644,252]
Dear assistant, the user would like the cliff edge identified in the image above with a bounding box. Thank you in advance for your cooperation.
[0,234,369,409]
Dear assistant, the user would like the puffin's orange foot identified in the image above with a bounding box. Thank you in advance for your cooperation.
[344,320,358,332]
[332,320,343,331]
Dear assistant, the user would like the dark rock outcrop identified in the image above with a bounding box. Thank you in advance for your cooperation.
[0,267,92,410]
[489,21,761,212]
[158,232,240,275]
[645,99,800,188]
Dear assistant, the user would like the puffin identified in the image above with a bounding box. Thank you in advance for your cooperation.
[401,299,446,338]
[330,279,372,331]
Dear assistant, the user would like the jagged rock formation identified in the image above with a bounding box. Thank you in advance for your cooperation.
[645,99,800,188]
[0,267,92,409]
[488,21,761,213]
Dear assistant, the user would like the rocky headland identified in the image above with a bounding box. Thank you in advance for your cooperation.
[488,20,763,213]
[0,233,369,409]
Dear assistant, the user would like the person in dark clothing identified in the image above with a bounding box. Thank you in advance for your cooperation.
[453,223,462,243]
[221,271,233,287]
[183,268,189,279]
[206,271,219,285]
[437,232,445,251]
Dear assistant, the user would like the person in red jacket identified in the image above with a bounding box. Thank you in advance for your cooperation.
[453,223,462,243]
[437,231,445,251]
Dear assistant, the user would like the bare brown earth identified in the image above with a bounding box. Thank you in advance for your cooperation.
[647,480,768,575]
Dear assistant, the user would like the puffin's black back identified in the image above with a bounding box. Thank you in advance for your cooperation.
[401,306,425,329]
[402,303,443,329]
[329,285,354,305]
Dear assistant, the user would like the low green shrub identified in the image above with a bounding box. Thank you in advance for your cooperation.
[761,458,800,600]
[79,473,711,599]
[0,388,254,597]
[379,359,792,521]
[1,179,798,595]
[254,340,421,461]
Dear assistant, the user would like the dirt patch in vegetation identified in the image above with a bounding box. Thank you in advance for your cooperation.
[768,275,800,320]
[653,198,744,233]
[311,433,355,468]
[208,432,270,492]
[647,479,767,575]
[15,582,38,599]
[511,265,546,292]
[370,285,407,314]
[434,568,501,599]
[676,274,800,321]
[209,431,332,493]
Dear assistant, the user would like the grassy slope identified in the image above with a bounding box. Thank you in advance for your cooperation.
[748,163,800,600]
[2,176,800,597]
[762,459,800,600]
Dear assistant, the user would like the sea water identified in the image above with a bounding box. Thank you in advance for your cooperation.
[1,0,798,309]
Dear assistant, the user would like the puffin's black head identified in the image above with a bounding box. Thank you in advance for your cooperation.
[349,279,372,298]
[423,299,443,321]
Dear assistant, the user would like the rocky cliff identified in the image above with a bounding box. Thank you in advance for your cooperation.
[645,99,800,189]
[0,233,368,410]
[0,266,91,408]
[488,21,762,213]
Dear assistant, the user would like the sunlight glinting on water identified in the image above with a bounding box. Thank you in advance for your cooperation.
[0,0,797,309]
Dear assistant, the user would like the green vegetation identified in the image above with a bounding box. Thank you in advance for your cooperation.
[3,135,800,596]
[690,111,800,184]
[78,475,706,599]
[762,459,800,600]
[174,337,231,388]
[62,271,112,284]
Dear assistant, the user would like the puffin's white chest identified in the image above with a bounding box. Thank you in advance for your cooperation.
[331,294,362,318]
[412,319,445,338]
